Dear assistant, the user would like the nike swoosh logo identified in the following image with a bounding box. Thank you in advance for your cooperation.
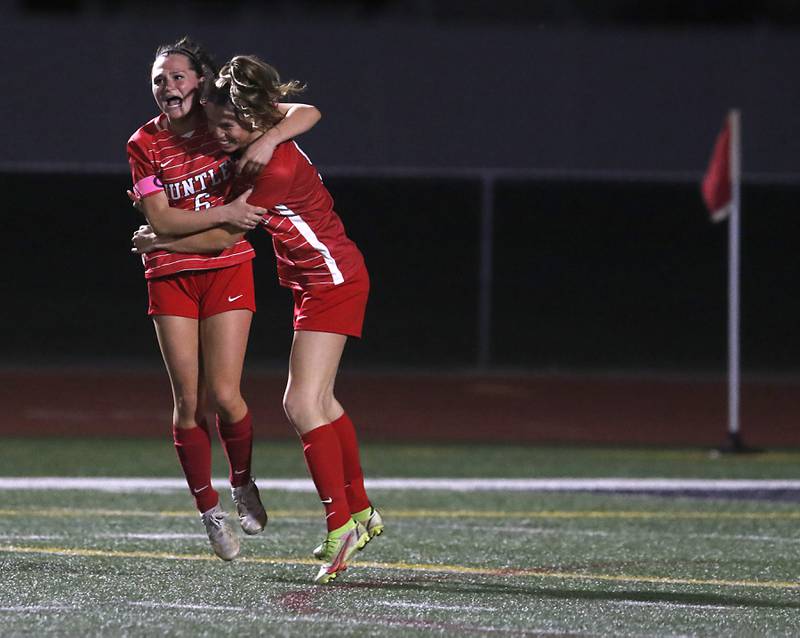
[160,158,175,168]
[321,497,333,504]
[325,511,336,519]
[193,485,209,494]
[233,469,248,475]
[227,294,244,302]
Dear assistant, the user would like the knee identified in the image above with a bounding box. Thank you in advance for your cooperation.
[282,390,305,427]
[283,389,335,430]
[283,388,324,429]
[174,391,198,417]
[173,390,199,427]
[207,383,244,420]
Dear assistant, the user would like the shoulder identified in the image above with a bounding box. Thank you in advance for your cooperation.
[272,140,314,171]
[272,139,295,159]
[260,141,298,175]
[127,115,167,149]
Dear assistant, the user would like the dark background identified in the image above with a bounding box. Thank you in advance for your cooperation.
[3,171,798,373]
[1,1,798,374]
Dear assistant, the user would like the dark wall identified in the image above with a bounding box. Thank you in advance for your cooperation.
[1,18,799,173]
[3,171,798,372]
[492,179,800,371]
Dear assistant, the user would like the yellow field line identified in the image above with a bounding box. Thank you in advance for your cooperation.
[1,507,799,520]
[1,543,798,591]
[391,510,800,520]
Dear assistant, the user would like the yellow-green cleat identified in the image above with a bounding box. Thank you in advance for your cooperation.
[313,520,369,584]
[313,506,383,560]
[355,506,384,550]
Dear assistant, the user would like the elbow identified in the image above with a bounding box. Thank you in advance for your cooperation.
[220,236,238,250]
[147,220,170,236]
[143,211,174,237]
[216,227,247,250]
[213,229,241,250]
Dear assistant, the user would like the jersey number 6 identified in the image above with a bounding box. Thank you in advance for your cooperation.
[194,193,211,210]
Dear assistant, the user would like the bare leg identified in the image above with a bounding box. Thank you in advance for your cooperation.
[283,330,347,434]
[284,330,354,536]
[200,309,252,423]
[201,309,256,490]
[153,315,219,513]
[153,315,201,429]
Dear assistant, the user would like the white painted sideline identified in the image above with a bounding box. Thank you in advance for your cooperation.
[1,477,800,493]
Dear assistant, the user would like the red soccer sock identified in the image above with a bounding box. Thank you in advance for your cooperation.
[217,411,254,488]
[301,423,351,532]
[330,413,371,514]
[173,424,219,513]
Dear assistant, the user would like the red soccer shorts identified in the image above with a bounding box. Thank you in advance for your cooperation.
[292,267,369,338]
[148,261,256,319]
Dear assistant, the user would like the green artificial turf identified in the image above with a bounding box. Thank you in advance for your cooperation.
[1,438,799,636]
[3,437,800,479]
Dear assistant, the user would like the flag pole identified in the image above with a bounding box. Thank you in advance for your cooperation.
[719,109,759,452]
[724,109,743,450]
[702,110,757,453]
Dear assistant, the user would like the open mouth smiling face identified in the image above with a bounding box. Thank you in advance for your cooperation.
[164,95,184,111]
[151,53,202,121]
[204,102,259,154]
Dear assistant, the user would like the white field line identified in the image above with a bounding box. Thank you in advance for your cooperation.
[0,606,73,613]
[0,534,63,541]
[424,522,800,545]
[612,600,736,612]
[125,602,547,635]
[3,527,797,547]
[428,523,614,536]
[377,601,499,612]
[130,601,247,612]
[3,477,800,493]
[0,599,573,635]
[95,533,205,540]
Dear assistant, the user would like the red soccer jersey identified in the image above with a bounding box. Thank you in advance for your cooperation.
[245,141,365,290]
[127,114,255,280]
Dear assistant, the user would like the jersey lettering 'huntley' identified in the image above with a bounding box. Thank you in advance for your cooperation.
[127,114,254,280]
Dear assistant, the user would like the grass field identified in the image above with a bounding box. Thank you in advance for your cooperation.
[2,439,800,636]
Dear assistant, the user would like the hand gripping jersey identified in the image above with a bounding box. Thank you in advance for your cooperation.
[127,114,255,280]
[246,141,365,290]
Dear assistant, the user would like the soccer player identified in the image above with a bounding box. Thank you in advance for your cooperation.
[132,54,384,584]
[127,38,322,561]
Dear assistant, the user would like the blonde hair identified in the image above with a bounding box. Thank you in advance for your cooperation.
[208,55,304,130]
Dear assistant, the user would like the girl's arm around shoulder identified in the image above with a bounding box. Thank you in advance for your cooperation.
[246,146,296,211]
[237,103,321,177]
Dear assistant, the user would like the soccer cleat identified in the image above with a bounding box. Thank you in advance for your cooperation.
[313,506,384,559]
[313,521,369,584]
[200,503,240,561]
[231,478,268,535]
[356,506,384,549]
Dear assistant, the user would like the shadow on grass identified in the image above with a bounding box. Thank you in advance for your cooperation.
[270,572,800,611]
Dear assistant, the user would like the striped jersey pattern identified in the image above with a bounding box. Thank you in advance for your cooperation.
[126,114,254,280]
[246,141,365,290]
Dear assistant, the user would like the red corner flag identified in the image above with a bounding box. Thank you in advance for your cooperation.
[701,111,739,223]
